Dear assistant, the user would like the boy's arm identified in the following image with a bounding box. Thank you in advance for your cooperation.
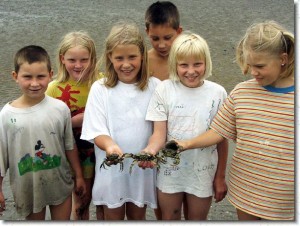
[0,176,5,214]
[65,146,86,197]
[177,129,224,151]
[213,139,228,202]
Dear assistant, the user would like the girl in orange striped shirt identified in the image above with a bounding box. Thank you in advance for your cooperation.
[176,20,294,220]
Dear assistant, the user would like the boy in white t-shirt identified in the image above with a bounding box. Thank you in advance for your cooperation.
[0,45,86,220]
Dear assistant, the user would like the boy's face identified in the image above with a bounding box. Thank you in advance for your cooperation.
[12,62,53,102]
[146,24,182,57]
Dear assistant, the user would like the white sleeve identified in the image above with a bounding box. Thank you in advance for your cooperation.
[0,108,8,176]
[81,81,110,143]
[145,82,168,122]
[219,86,228,108]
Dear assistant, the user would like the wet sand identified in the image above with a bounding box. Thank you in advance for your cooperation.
[0,0,294,221]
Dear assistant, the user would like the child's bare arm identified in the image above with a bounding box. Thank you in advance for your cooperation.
[65,146,86,197]
[139,121,167,168]
[0,176,5,214]
[213,139,228,202]
[94,135,123,156]
[71,113,84,128]
[143,121,167,155]
[177,129,224,151]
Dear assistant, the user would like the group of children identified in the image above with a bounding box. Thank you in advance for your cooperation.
[0,1,295,221]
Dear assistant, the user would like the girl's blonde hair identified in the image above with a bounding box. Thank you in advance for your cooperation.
[99,21,149,90]
[56,31,99,88]
[236,20,294,78]
[168,31,212,81]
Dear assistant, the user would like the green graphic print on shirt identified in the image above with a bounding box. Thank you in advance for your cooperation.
[18,140,61,176]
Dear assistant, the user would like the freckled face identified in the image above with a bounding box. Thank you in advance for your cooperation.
[61,46,91,82]
[109,44,143,84]
[246,51,285,87]
[12,62,52,102]
[177,56,206,88]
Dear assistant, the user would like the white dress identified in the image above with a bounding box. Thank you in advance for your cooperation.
[81,77,160,208]
[146,80,227,197]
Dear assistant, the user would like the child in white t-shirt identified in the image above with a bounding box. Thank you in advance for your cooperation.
[81,21,160,220]
[0,45,85,220]
[141,31,228,220]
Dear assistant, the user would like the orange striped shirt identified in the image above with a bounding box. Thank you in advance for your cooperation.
[210,79,294,220]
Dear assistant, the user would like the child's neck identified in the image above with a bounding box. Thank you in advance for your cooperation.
[70,76,88,84]
[272,76,294,88]
[154,49,169,60]
[148,49,169,80]
[10,95,45,108]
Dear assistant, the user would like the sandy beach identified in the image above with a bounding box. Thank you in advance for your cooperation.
[0,0,295,222]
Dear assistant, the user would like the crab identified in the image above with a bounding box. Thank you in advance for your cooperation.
[158,140,182,166]
[100,153,125,171]
[124,153,166,174]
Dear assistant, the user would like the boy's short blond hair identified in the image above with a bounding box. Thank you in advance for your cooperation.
[168,31,212,81]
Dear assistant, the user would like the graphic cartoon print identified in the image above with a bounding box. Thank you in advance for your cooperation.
[35,140,45,159]
[18,140,61,176]
[57,84,80,109]
[56,83,85,127]
[55,83,92,150]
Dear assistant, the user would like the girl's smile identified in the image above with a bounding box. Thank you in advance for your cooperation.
[61,45,91,82]
[177,56,205,88]
[109,44,143,84]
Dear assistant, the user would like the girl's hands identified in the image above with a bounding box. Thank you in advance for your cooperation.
[173,140,186,153]
[105,144,124,166]
[138,148,157,169]
[138,140,184,169]
[213,176,227,202]
[106,144,123,157]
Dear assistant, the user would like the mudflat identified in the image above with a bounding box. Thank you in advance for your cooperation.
[0,0,294,221]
